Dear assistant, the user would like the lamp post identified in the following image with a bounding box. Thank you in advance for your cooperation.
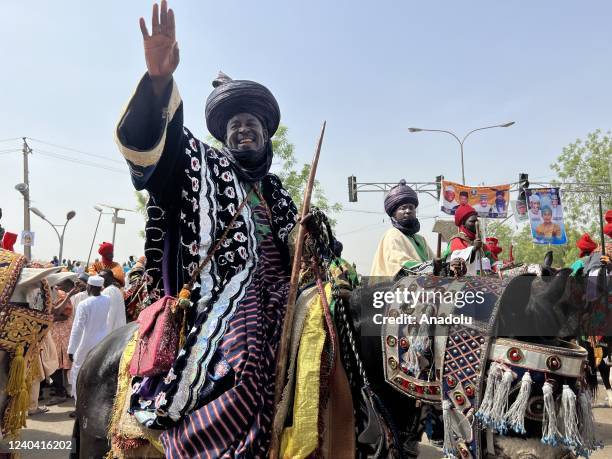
[408,122,515,184]
[14,183,32,259]
[30,207,76,264]
[86,206,105,270]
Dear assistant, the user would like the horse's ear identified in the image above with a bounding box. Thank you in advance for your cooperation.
[543,250,553,268]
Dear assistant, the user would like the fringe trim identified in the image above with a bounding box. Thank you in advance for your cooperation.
[576,390,602,457]
[504,371,532,434]
[442,400,457,458]
[488,367,514,433]
[541,381,560,447]
[475,362,501,426]
[560,385,581,449]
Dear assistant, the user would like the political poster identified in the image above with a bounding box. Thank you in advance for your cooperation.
[511,200,529,223]
[439,180,510,218]
[525,187,567,244]
[20,231,34,247]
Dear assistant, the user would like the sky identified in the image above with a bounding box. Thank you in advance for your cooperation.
[1,0,612,273]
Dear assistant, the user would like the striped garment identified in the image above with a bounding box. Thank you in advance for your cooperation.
[161,205,290,458]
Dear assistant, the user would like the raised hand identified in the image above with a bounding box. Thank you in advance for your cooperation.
[139,0,179,95]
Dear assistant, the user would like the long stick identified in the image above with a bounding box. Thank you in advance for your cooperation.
[270,122,326,458]
[599,196,606,257]
[475,220,483,276]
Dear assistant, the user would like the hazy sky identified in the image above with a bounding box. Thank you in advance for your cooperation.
[2,1,612,272]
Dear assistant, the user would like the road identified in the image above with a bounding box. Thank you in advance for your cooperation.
[6,385,612,458]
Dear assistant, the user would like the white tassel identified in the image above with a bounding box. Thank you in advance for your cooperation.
[403,347,421,376]
[442,399,457,458]
[541,381,560,447]
[560,385,582,450]
[504,371,532,434]
[577,390,602,457]
[475,362,501,426]
[488,367,514,433]
[411,304,433,353]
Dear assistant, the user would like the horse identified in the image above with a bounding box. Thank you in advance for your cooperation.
[338,254,595,458]
[73,254,593,458]
[0,252,76,437]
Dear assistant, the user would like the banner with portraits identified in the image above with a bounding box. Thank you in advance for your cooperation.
[525,187,567,244]
[439,180,510,218]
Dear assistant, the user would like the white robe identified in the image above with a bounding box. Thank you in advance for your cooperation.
[450,246,491,275]
[370,228,435,276]
[103,285,126,333]
[67,294,111,397]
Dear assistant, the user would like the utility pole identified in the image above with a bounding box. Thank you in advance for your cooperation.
[22,138,32,260]
[98,203,133,248]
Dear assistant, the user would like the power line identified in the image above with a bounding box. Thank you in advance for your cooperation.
[34,149,127,174]
[0,137,20,143]
[27,137,124,165]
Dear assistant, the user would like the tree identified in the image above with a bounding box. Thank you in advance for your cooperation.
[135,125,341,237]
[488,221,581,268]
[135,190,148,239]
[550,129,612,233]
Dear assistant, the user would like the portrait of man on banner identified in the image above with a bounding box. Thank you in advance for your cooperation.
[439,180,510,218]
[511,200,529,223]
[525,187,567,244]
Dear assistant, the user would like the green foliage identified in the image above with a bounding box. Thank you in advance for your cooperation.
[135,190,148,239]
[550,129,612,233]
[488,222,581,268]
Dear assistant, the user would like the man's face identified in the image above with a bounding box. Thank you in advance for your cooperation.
[459,195,468,205]
[464,214,478,233]
[496,195,504,204]
[542,210,552,223]
[444,190,455,202]
[530,201,540,212]
[552,197,558,207]
[225,113,267,152]
[393,203,417,223]
[480,198,488,206]
[517,202,527,215]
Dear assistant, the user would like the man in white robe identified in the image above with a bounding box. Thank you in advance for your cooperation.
[67,276,110,400]
[100,269,127,333]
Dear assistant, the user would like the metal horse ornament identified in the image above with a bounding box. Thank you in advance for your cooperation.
[339,256,601,459]
[0,248,72,438]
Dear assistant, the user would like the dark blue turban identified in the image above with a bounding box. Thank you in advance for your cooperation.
[205,72,280,142]
[384,179,419,216]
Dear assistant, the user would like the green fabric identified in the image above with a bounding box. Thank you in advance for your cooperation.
[246,182,272,242]
[570,259,585,276]
[401,260,422,269]
[405,233,429,262]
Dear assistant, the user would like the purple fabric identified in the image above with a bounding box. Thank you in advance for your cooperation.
[160,203,290,458]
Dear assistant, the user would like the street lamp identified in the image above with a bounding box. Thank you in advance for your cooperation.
[30,207,76,263]
[86,205,110,269]
[14,183,32,259]
[408,122,515,184]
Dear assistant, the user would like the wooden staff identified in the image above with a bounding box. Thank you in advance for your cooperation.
[269,122,326,459]
[599,196,606,257]
[475,220,484,276]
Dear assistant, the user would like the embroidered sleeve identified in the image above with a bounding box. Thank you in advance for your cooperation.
[114,73,185,195]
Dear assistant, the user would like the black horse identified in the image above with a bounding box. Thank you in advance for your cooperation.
[73,255,588,458]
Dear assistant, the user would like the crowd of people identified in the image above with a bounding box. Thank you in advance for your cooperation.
[26,242,138,417]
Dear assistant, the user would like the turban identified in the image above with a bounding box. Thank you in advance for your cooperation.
[1,232,17,252]
[384,180,419,216]
[605,210,612,224]
[576,233,597,257]
[485,237,502,258]
[605,210,612,238]
[205,72,280,143]
[529,195,540,203]
[454,204,477,227]
[98,242,114,258]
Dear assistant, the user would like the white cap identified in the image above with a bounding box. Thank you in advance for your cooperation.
[529,194,540,202]
[87,275,104,287]
[445,185,455,192]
